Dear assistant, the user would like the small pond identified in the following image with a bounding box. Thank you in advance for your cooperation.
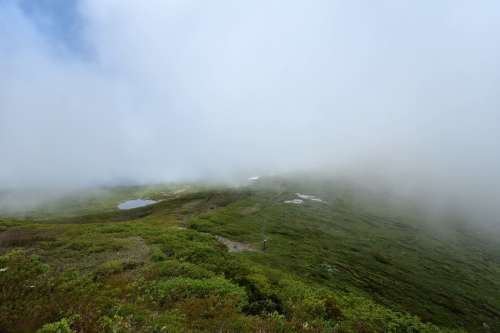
[118,199,158,210]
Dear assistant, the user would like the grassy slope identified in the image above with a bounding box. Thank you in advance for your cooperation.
[190,181,500,331]
[0,180,498,332]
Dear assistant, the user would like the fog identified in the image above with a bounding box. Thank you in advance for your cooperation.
[1,1,500,223]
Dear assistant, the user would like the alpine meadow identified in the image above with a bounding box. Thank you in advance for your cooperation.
[1,1,500,332]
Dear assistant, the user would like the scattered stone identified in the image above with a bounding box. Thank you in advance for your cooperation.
[173,226,187,230]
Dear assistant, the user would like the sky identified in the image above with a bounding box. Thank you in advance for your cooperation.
[1,1,500,221]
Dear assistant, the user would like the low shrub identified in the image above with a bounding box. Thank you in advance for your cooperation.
[146,277,248,309]
[36,318,74,333]
[146,259,215,280]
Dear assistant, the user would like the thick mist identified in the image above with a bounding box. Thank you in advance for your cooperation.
[1,1,500,223]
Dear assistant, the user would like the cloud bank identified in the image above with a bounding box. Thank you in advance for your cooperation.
[1,1,500,221]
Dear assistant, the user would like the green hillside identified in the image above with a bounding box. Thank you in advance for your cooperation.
[0,178,498,332]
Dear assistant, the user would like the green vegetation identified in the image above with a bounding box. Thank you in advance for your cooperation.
[1,179,498,332]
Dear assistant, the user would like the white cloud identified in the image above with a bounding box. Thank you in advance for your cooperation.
[1,0,500,222]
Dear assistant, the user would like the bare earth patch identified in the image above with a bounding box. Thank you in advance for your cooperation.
[239,205,260,216]
[215,235,258,253]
